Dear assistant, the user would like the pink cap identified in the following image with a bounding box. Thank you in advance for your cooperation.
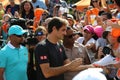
[94,26,104,38]
[83,25,94,34]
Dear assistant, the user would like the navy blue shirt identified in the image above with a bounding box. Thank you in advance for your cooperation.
[35,39,67,80]
[5,4,20,16]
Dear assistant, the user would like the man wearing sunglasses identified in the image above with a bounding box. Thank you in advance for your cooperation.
[63,27,91,80]
[0,25,28,80]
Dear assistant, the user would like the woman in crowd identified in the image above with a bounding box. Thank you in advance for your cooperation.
[76,25,96,63]
[19,0,34,20]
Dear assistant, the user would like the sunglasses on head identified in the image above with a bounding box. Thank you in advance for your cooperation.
[92,1,97,3]
[13,34,23,37]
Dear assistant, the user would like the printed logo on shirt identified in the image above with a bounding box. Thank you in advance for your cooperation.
[59,48,62,53]
[40,56,47,60]
[24,53,27,55]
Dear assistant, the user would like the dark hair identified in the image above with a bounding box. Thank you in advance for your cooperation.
[48,17,68,33]
[26,19,33,26]
[66,26,71,30]
[90,0,102,8]
[102,31,110,39]
[93,34,98,40]
[20,0,34,19]
[114,0,120,7]
[117,36,120,42]
[101,12,112,19]
[99,10,105,16]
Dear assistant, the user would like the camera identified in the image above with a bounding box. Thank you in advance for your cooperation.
[24,28,39,45]
[100,46,112,58]
[102,46,111,55]
[9,18,27,29]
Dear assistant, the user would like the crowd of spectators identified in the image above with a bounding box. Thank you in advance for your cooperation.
[0,0,120,80]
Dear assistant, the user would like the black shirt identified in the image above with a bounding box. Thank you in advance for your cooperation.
[35,39,67,80]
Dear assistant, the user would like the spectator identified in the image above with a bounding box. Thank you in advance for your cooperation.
[34,17,82,80]
[95,31,110,59]
[93,27,120,80]
[94,26,105,50]
[47,0,60,16]
[66,14,76,30]
[63,27,91,80]
[19,0,34,19]
[42,17,52,29]
[114,0,120,18]
[90,0,104,11]
[0,25,28,80]
[0,2,5,20]
[114,0,120,11]
[40,10,50,25]
[5,0,20,16]
[27,26,47,80]
[97,12,112,30]
[35,26,47,42]
[53,4,61,17]
[76,25,96,63]
[0,14,11,40]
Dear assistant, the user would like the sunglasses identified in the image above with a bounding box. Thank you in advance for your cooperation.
[66,34,75,39]
[42,14,47,16]
[13,34,23,37]
[92,1,97,3]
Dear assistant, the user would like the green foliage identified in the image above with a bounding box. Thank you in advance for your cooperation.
[66,0,80,4]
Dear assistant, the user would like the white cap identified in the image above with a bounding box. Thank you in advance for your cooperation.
[73,68,107,80]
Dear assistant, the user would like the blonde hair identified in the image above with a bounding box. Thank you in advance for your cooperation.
[3,14,11,20]
[35,26,47,35]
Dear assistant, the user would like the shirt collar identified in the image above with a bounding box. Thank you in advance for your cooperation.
[7,41,22,49]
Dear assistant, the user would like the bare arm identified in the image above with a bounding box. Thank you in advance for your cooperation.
[0,68,4,80]
[40,58,82,78]
[69,64,94,72]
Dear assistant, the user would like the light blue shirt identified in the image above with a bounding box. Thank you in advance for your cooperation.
[0,41,28,80]
[31,0,47,9]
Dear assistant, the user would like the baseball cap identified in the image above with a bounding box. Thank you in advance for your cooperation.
[73,68,107,80]
[8,25,26,36]
[67,14,74,20]
[83,25,94,34]
[35,26,47,36]
[94,26,104,38]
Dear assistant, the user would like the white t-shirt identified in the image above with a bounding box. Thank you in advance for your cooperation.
[76,37,96,63]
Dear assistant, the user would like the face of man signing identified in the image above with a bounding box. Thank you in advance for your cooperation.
[55,25,67,40]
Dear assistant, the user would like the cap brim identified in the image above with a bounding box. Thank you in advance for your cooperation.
[16,30,27,35]
[84,28,91,33]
